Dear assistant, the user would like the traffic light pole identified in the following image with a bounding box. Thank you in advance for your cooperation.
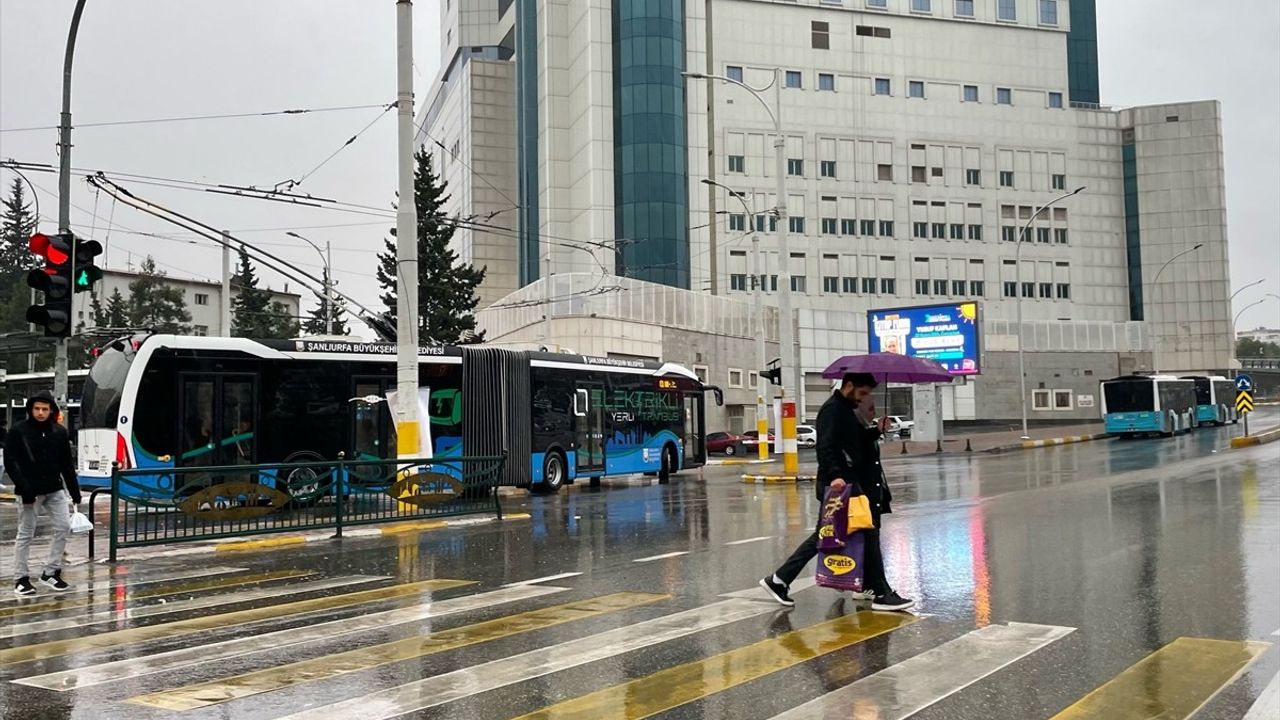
[54,0,89,412]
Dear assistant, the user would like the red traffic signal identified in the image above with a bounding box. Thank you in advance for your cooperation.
[29,232,70,265]
[27,232,76,338]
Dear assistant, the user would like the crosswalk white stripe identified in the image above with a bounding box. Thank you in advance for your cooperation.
[770,622,1075,720]
[725,536,773,546]
[0,575,385,639]
[14,583,567,691]
[719,574,817,599]
[275,597,779,720]
[1243,668,1280,720]
[501,572,582,586]
[632,551,689,562]
[0,566,246,606]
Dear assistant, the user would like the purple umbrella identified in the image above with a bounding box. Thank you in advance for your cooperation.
[821,353,954,383]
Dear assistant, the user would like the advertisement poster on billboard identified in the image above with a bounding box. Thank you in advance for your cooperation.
[867,302,982,375]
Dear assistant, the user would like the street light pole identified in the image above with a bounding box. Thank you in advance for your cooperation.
[288,231,335,335]
[1149,243,1204,374]
[54,0,88,413]
[394,0,421,458]
[1016,186,1085,440]
[685,68,798,475]
[703,179,769,460]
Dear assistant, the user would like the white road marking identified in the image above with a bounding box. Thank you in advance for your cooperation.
[725,536,773,546]
[501,572,583,586]
[632,551,689,563]
[1243,667,1280,720]
[0,566,245,606]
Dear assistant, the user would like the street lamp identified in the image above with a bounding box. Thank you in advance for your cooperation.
[685,67,799,475]
[1230,278,1266,303]
[1234,298,1266,329]
[287,231,334,335]
[703,178,769,460]
[1016,186,1086,440]
[1150,242,1204,374]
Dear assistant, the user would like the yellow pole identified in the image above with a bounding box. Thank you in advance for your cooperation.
[781,394,798,476]
[756,394,769,460]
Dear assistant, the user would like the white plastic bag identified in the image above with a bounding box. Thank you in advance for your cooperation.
[69,510,94,535]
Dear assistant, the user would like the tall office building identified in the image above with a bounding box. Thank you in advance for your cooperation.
[421,0,1232,425]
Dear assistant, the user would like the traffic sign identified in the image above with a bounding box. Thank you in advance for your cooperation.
[1236,391,1254,414]
[1235,375,1254,392]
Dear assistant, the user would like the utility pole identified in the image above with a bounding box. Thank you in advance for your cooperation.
[221,230,232,336]
[54,0,88,412]
[394,0,421,458]
[325,240,334,335]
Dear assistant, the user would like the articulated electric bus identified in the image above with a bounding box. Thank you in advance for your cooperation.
[1181,375,1239,426]
[76,335,718,496]
[1099,375,1197,437]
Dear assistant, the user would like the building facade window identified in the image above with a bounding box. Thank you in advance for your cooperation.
[1036,227,1052,243]
[862,277,877,293]
[909,81,925,98]
[790,216,805,233]
[1022,282,1034,298]
[950,223,964,240]
[1049,91,1063,108]
[824,276,839,292]
[955,0,975,16]
[791,275,807,293]
[1055,228,1069,244]
[999,170,1015,187]
[881,278,896,294]
[877,164,893,181]
[915,279,930,295]
[867,0,887,7]
[913,222,928,239]
[812,21,831,49]
[785,70,803,88]
[820,160,837,177]
[1056,283,1071,299]
[912,166,927,183]
[843,277,857,293]
[874,78,891,95]
[970,280,985,296]
[911,0,931,11]
[1032,389,1051,411]
[842,219,857,235]
[933,279,948,295]
[1039,282,1052,298]
[727,65,744,82]
[966,168,981,185]
[996,87,1012,105]
[1002,226,1017,242]
[729,213,746,231]
[1052,173,1066,190]
[931,222,946,239]
[952,279,966,295]
[194,293,209,306]
[1003,281,1017,297]
[819,73,836,91]
[822,217,838,234]
[728,155,745,173]
[730,273,748,291]
[997,0,1016,21]
[880,220,895,237]
[963,84,979,102]
[787,158,804,176]
[968,224,983,241]
[861,219,876,235]
[1040,0,1058,25]
[193,325,209,337]
[728,369,743,387]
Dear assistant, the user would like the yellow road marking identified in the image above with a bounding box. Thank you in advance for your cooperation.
[128,592,669,711]
[514,610,918,720]
[0,570,311,620]
[214,535,308,553]
[1051,637,1270,719]
[0,578,473,666]
[380,519,449,535]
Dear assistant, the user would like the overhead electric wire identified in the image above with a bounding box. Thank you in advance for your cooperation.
[0,103,393,133]
[271,102,396,193]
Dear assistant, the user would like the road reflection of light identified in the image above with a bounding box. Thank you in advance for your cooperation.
[1241,463,1258,519]
[969,504,991,627]
[397,532,420,580]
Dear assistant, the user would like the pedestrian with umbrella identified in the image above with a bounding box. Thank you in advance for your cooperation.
[759,353,951,610]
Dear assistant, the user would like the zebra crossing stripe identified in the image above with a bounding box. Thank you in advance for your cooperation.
[0,569,312,620]
[0,575,383,640]
[128,592,670,711]
[770,622,1075,719]
[1243,667,1280,720]
[513,611,919,719]
[273,597,781,720]
[0,577,472,666]
[15,583,568,692]
[1051,637,1270,719]
[0,566,246,606]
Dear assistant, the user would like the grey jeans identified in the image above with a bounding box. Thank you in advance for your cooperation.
[13,491,71,580]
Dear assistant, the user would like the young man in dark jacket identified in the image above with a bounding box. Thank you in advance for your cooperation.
[759,372,913,611]
[5,390,81,595]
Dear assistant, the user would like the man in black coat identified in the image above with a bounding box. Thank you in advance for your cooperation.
[759,372,913,611]
[5,390,81,595]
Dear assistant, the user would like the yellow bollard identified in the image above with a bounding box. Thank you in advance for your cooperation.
[781,398,799,476]
[396,420,420,513]
[756,395,770,461]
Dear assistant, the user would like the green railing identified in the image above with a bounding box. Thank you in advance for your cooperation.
[107,453,507,562]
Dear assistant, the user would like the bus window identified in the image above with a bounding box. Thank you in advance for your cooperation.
[1103,381,1153,413]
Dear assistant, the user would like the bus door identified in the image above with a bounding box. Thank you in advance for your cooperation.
[177,373,256,486]
[573,383,605,474]
[683,393,706,466]
[350,377,395,485]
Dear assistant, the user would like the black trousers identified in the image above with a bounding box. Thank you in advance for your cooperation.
[774,518,891,596]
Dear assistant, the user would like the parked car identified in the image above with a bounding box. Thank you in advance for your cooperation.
[796,424,818,448]
[740,430,776,448]
[887,416,914,438]
[706,431,745,455]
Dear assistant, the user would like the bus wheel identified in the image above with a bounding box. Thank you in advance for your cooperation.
[658,444,677,485]
[282,451,328,507]
[534,451,566,494]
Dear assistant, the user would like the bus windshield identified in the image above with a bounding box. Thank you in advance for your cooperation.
[81,346,132,429]
[1104,381,1154,413]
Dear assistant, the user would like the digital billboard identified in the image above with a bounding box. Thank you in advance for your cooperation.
[867,302,982,375]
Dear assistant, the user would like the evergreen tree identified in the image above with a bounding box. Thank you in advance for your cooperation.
[301,269,350,336]
[231,248,299,339]
[92,287,130,328]
[127,256,192,333]
[0,178,40,333]
[376,147,486,345]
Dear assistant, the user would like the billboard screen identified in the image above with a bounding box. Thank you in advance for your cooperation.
[867,302,982,375]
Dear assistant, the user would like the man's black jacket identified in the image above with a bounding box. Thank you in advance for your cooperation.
[813,390,892,519]
[3,392,81,504]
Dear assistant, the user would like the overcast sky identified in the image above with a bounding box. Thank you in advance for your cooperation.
[1,0,1277,332]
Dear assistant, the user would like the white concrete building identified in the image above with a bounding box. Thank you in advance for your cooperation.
[79,268,301,338]
[421,0,1233,424]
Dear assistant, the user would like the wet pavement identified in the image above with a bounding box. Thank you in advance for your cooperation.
[0,412,1277,719]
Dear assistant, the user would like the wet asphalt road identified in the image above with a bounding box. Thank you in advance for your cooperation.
[0,412,1277,720]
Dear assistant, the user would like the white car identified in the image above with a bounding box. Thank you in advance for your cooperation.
[887,416,914,438]
[796,425,817,448]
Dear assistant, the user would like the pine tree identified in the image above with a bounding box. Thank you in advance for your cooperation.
[127,256,192,333]
[231,248,299,339]
[0,178,40,333]
[376,147,487,345]
[92,287,130,328]
[301,269,350,336]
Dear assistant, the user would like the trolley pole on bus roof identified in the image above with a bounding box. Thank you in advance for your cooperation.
[394,0,421,458]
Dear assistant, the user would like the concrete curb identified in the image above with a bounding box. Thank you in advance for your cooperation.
[110,512,533,561]
[1230,426,1280,449]
[741,474,817,484]
[986,432,1111,454]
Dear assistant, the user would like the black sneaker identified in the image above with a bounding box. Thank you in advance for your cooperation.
[13,577,36,597]
[872,590,914,612]
[758,577,795,607]
[39,570,72,592]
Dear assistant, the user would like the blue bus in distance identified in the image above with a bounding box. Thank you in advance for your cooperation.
[1100,375,1197,437]
[1181,375,1239,426]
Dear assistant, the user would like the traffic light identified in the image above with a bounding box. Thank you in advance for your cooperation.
[26,232,74,338]
[761,365,782,386]
[72,236,103,292]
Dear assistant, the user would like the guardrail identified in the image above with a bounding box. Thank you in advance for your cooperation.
[105,453,506,562]
[1240,358,1280,370]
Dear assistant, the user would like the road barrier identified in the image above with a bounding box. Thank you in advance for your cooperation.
[1230,426,1280,449]
[105,453,506,562]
